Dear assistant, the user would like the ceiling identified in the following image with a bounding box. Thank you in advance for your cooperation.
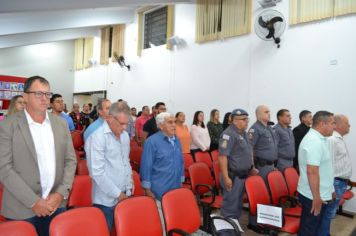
[0,0,191,49]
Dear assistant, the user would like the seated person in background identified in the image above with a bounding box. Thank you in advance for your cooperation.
[6,95,26,117]
[207,109,223,151]
[175,112,191,154]
[140,112,184,201]
[85,102,133,232]
[190,111,211,156]
[84,98,111,142]
[50,94,75,132]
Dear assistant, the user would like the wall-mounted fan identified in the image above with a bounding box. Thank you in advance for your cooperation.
[254,10,286,48]
[113,52,131,71]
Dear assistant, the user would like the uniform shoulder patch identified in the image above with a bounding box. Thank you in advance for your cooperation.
[222,134,230,140]
[221,140,228,148]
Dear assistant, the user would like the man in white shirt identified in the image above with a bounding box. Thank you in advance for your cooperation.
[0,76,77,236]
[85,101,133,232]
[319,114,352,236]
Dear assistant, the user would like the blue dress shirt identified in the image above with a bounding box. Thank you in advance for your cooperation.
[85,121,132,207]
[84,117,104,142]
[60,112,75,131]
[140,131,184,200]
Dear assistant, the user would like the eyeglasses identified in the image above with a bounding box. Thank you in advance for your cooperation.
[25,91,53,99]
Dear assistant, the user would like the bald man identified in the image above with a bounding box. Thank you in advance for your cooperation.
[248,105,278,182]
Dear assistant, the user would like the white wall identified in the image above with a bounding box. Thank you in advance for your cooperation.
[74,1,356,212]
[0,40,75,107]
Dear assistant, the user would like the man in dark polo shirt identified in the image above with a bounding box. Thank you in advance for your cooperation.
[142,102,166,142]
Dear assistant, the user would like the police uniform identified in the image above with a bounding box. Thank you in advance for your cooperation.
[219,109,252,219]
[274,123,295,172]
[248,120,278,182]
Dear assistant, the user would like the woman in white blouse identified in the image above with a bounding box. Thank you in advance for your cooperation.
[190,111,211,156]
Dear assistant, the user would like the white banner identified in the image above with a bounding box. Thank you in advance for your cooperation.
[257,204,283,228]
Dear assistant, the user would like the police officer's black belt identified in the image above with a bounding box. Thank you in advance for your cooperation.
[256,157,274,166]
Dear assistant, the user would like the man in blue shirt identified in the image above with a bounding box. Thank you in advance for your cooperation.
[84,98,111,142]
[140,112,184,200]
[85,101,132,232]
[50,94,74,131]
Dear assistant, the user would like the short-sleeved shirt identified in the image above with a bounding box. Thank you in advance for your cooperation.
[297,128,334,201]
[274,123,295,160]
[135,116,150,138]
[60,112,75,132]
[143,117,158,138]
[248,121,278,161]
[219,124,253,172]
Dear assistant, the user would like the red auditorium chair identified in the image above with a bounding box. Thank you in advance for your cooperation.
[337,180,355,218]
[76,159,89,175]
[182,153,195,189]
[162,188,201,235]
[267,170,301,217]
[212,161,221,190]
[0,221,37,236]
[189,162,222,231]
[245,175,300,234]
[50,207,109,236]
[283,167,299,197]
[67,175,92,208]
[210,149,219,162]
[71,131,85,158]
[132,170,145,196]
[194,151,213,170]
[129,146,143,172]
[115,196,162,236]
[0,183,6,222]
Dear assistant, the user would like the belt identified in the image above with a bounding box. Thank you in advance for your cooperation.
[228,168,250,180]
[256,157,274,166]
[335,177,348,182]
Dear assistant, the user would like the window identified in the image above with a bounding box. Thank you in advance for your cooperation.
[74,37,93,70]
[195,0,252,43]
[143,6,168,49]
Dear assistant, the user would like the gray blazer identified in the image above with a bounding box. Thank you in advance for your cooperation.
[0,111,77,219]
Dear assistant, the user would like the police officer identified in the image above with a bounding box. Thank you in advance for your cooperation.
[248,105,278,182]
[219,108,257,220]
[274,109,295,172]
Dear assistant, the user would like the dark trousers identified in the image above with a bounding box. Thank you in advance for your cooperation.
[298,193,328,236]
[20,207,65,236]
[94,203,115,232]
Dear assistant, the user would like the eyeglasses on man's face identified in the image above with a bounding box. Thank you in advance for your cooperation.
[25,91,53,99]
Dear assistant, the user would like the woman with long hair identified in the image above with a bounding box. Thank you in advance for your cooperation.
[175,112,191,154]
[207,109,223,151]
[190,111,210,156]
[7,95,25,116]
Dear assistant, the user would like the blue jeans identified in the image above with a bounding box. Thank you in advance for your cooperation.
[317,178,348,236]
[94,203,115,232]
[298,193,329,236]
[20,207,65,236]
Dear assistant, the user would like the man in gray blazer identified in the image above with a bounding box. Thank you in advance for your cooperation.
[0,76,77,236]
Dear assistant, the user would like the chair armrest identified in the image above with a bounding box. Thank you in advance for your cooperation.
[167,228,190,236]
[195,184,215,205]
[210,215,242,236]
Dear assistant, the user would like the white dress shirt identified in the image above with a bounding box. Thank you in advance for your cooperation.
[190,124,211,151]
[25,110,56,199]
[329,131,352,179]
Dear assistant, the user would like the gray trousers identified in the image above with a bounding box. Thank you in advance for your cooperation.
[256,163,275,183]
[276,158,293,172]
[220,175,246,219]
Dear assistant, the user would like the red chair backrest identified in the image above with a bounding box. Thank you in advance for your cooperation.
[71,131,84,150]
[132,170,145,196]
[129,147,143,166]
[50,207,109,236]
[245,176,270,215]
[0,221,37,236]
[162,188,201,235]
[212,161,221,189]
[115,196,162,236]
[76,159,89,175]
[67,175,92,208]
[0,183,3,211]
[183,153,195,179]
[267,170,289,206]
[210,150,219,162]
[284,167,299,197]
[195,151,213,169]
[188,162,214,195]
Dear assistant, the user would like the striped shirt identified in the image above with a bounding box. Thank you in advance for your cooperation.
[329,131,352,179]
